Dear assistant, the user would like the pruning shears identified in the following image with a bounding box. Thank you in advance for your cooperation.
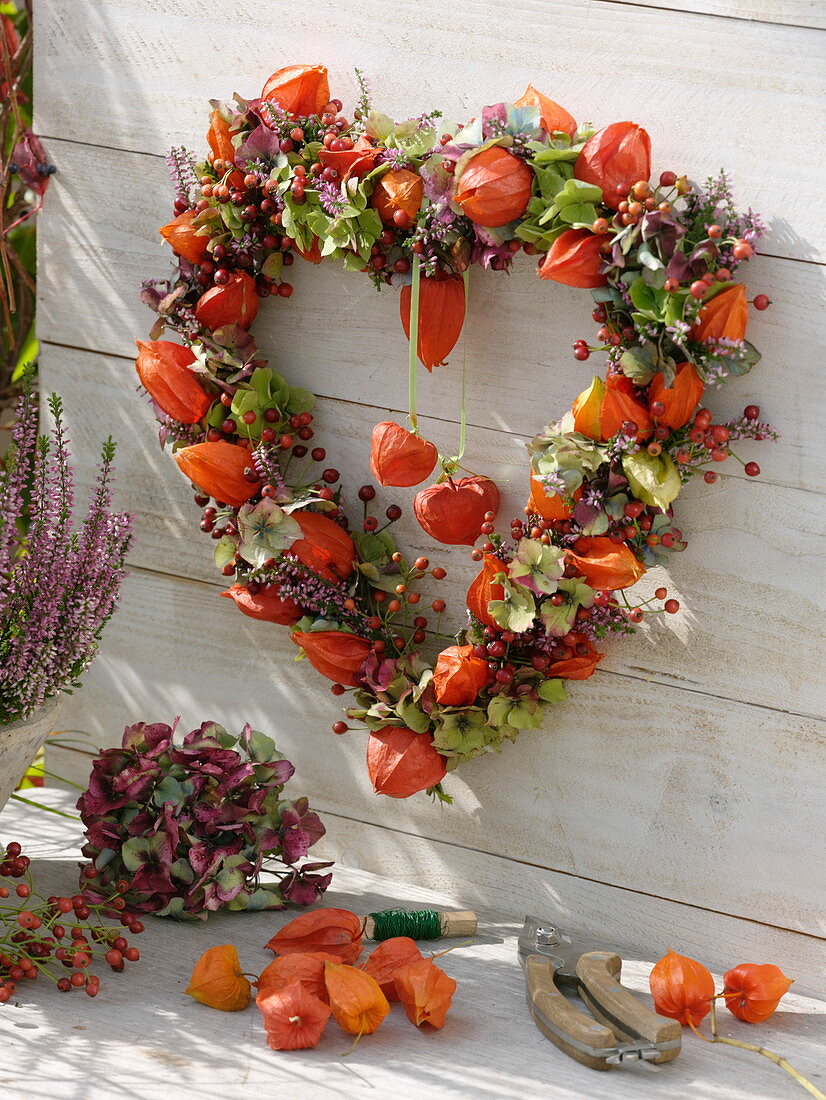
[518,915,682,1070]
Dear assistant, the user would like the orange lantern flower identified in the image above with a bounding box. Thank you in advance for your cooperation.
[291,510,355,582]
[361,938,423,1002]
[265,908,363,965]
[690,283,749,343]
[649,950,715,1027]
[546,642,603,680]
[432,645,490,706]
[372,168,424,226]
[370,421,438,488]
[257,983,331,1050]
[648,362,704,430]
[206,109,243,188]
[185,945,251,1011]
[566,536,645,591]
[221,582,302,626]
[260,64,330,116]
[574,121,651,209]
[158,209,210,265]
[194,271,259,331]
[324,962,390,1036]
[292,630,372,687]
[255,952,337,1000]
[722,963,793,1023]
[454,146,534,227]
[295,236,323,264]
[466,554,506,628]
[538,228,607,289]
[413,475,500,546]
[599,373,653,441]
[527,475,575,522]
[514,84,576,139]
[400,273,466,371]
[318,135,380,180]
[134,339,212,425]
[366,726,447,798]
[571,375,607,439]
[174,441,260,508]
[394,957,457,1029]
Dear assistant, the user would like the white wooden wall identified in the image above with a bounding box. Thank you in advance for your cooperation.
[35,0,825,990]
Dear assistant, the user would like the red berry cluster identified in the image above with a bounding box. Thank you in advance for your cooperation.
[0,842,143,1004]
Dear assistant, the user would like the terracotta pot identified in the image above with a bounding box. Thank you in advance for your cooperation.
[0,698,61,814]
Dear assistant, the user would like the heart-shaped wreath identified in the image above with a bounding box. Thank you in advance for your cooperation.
[139,64,776,802]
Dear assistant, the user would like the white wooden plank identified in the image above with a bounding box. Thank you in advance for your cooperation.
[40,342,826,721]
[45,564,826,938]
[37,139,826,495]
[609,0,826,30]
[4,792,825,1098]
[33,1,826,262]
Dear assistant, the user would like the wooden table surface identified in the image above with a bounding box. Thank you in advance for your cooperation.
[1,790,823,1100]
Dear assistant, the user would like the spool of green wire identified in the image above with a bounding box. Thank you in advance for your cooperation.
[364,907,477,941]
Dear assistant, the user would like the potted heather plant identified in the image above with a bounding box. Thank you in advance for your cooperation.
[0,385,132,810]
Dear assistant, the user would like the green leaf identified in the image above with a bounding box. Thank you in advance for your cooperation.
[538,679,567,703]
[629,276,666,322]
[213,535,238,570]
[619,344,660,386]
[622,449,682,512]
[488,577,537,633]
[726,340,761,376]
[12,325,38,382]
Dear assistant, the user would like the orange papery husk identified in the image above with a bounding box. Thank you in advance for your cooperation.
[158,209,210,265]
[366,726,448,799]
[372,168,425,226]
[361,937,423,1001]
[194,271,259,330]
[174,441,260,508]
[290,510,356,581]
[571,375,607,439]
[394,957,457,1029]
[324,962,391,1036]
[454,146,534,228]
[206,109,243,188]
[318,136,380,181]
[185,945,251,1012]
[566,536,645,591]
[546,642,603,680]
[538,228,608,289]
[722,963,793,1023]
[466,554,506,628]
[413,475,500,546]
[432,644,490,706]
[266,909,363,965]
[370,421,438,487]
[599,373,653,441]
[221,582,302,626]
[648,362,705,430]
[400,273,466,371]
[260,64,330,116]
[257,982,332,1050]
[295,235,323,264]
[649,950,715,1027]
[254,951,339,1000]
[527,474,575,522]
[689,283,749,343]
[134,339,212,424]
[292,630,372,687]
[574,121,652,210]
[514,84,577,138]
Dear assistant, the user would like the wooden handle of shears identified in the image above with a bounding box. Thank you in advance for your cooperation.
[575,951,681,1064]
[524,955,615,1070]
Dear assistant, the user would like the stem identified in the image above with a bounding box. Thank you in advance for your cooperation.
[407,255,421,433]
[703,997,826,1099]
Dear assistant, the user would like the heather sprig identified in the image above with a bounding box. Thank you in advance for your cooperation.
[0,389,133,724]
